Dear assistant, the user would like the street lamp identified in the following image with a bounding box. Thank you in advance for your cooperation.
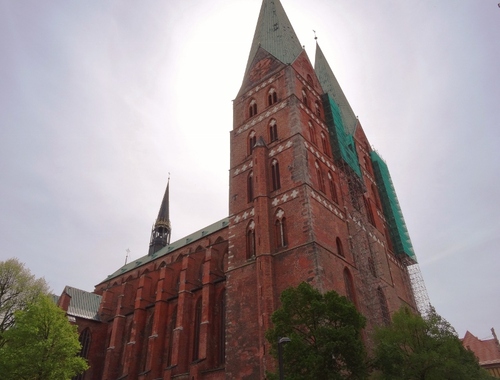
[278,337,291,380]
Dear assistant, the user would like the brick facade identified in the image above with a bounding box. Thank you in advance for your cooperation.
[63,1,419,379]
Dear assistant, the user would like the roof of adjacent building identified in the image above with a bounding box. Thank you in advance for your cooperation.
[462,330,500,366]
[314,42,358,135]
[243,0,303,76]
[63,286,102,321]
[102,217,229,283]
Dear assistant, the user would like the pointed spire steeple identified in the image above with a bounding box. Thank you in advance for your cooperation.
[244,0,303,76]
[148,177,171,255]
[315,42,358,135]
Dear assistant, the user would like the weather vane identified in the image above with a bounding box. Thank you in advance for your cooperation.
[313,30,318,41]
[125,248,130,265]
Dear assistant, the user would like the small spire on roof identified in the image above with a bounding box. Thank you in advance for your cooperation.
[148,176,172,255]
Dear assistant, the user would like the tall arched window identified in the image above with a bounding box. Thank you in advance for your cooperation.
[328,172,338,203]
[74,328,91,380]
[246,221,256,259]
[315,101,321,117]
[216,290,226,366]
[249,99,257,117]
[377,287,391,325]
[315,161,325,193]
[384,227,394,252]
[271,159,281,191]
[336,237,344,257]
[268,88,278,106]
[343,268,356,305]
[364,197,375,226]
[364,155,373,175]
[302,88,309,107]
[321,132,330,156]
[140,311,154,372]
[308,121,317,145]
[269,119,278,142]
[167,305,178,367]
[307,74,313,85]
[371,184,381,209]
[274,209,287,249]
[248,130,256,155]
[247,171,254,203]
[192,298,202,361]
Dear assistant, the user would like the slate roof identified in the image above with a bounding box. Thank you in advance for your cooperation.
[63,286,102,321]
[462,330,500,366]
[103,217,229,283]
[314,42,358,135]
[243,0,303,76]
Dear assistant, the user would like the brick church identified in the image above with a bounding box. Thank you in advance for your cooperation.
[56,0,421,379]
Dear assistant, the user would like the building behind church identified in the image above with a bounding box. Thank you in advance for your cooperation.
[57,1,425,379]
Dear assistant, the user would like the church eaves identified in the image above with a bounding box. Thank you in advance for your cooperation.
[314,42,358,135]
[243,0,303,76]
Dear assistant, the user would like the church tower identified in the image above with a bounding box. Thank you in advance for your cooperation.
[149,178,171,255]
[226,0,418,377]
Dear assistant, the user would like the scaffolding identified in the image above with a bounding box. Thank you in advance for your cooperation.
[407,263,432,316]
[322,92,389,337]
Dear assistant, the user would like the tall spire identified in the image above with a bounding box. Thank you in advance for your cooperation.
[244,0,303,76]
[148,177,171,255]
[314,42,358,135]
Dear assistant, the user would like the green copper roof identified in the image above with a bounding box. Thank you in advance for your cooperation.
[63,286,102,321]
[314,43,358,135]
[244,0,304,75]
[156,178,171,228]
[102,217,229,283]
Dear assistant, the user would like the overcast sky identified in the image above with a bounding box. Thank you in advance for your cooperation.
[1,0,499,339]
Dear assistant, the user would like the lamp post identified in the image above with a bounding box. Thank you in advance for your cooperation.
[278,337,291,380]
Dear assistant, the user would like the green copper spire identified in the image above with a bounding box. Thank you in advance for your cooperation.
[244,0,303,76]
[315,42,358,135]
[149,177,171,255]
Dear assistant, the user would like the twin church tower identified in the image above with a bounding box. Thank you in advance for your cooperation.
[62,1,421,379]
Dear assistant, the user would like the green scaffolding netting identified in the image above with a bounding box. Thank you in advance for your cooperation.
[321,93,362,178]
[370,151,417,262]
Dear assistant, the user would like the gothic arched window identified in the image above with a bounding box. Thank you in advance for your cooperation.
[274,209,287,249]
[336,237,344,257]
[268,88,278,106]
[247,171,254,203]
[167,305,178,367]
[192,298,202,361]
[269,119,278,143]
[328,172,338,204]
[315,101,321,117]
[372,184,381,209]
[315,161,325,193]
[343,268,356,305]
[271,159,281,191]
[377,287,391,325]
[321,132,330,156]
[249,99,257,118]
[74,328,91,380]
[216,290,226,366]
[246,221,256,259]
[248,130,256,155]
[302,88,309,107]
[364,197,375,226]
[308,121,317,145]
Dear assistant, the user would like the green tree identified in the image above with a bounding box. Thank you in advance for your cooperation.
[0,258,50,341]
[266,282,368,380]
[0,295,88,380]
[372,307,493,380]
